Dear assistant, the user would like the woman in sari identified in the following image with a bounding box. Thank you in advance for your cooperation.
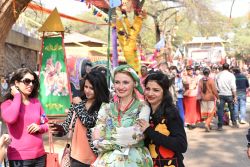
[198,68,218,132]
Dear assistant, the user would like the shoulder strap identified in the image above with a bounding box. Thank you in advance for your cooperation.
[67,111,76,139]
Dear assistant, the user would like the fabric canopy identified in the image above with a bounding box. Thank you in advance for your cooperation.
[86,0,109,9]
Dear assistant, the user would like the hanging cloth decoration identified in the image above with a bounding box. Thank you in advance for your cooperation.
[116,12,145,73]
[155,37,165,51]
[38,8,71,116]
[86,0,110,8]
[110,0,122,8]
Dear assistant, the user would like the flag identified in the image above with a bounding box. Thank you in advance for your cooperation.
[155,37,165,51]
[39,37,71,116]
[110,0,121,8]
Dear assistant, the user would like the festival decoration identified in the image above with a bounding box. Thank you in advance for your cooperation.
[155,37,165,51]
[38,8,71,116]
[110,0,122,8]
[86,0,109,8]
[89,4,109,23]
[116,11,145,72]
[121,0,135,12]
[74,0,109,21]
[28,3,108,25]
[112,26,119,68]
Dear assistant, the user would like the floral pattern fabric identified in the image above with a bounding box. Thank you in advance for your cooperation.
[92,99,153,167]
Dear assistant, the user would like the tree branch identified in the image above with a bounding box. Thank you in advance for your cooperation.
[158,5,183,13]
[162,10,178,23]
[147,11,156,19]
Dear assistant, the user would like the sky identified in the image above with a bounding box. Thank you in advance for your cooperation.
[33,0,88,16]
[33,0,250,18]
[212,0,250,18]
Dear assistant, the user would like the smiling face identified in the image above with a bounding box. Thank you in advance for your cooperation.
[144,80,163,108]
[84,79,95,100]
[16,73,35,96]
[114,72,135,99]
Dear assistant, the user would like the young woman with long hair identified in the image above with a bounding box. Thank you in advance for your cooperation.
[138,71,187,167]
[198,68,218,132]
[1,68,48,167]
[92,65,153,167]
[49,70,109,167]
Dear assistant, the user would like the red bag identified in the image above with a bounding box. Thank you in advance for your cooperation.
[46,131,60,167]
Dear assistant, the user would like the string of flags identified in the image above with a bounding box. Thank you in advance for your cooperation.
[89,5,109,23]
[74,0,109,23]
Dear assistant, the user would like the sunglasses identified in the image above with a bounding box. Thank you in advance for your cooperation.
[20,78,36,85]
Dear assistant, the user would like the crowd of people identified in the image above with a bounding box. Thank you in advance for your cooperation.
[0,60,249,166]
[149,62,250,132]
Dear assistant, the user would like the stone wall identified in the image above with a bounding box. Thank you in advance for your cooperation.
[3,43,38,76]
[0,30,41,76]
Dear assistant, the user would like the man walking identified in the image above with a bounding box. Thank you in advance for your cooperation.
[233,67,249,124]
[215,63,238,131]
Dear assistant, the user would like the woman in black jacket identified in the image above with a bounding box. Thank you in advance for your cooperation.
[137,71,187,167]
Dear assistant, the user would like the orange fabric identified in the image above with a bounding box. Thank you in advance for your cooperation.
[27,3,108,26]
[198,78,218,101]
[71,119,96,164]
[86,0,109,8]
[183,97,201,124]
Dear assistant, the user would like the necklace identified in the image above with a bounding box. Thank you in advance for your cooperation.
[117,98,135,126]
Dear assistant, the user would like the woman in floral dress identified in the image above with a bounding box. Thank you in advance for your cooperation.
[92,65,153,167]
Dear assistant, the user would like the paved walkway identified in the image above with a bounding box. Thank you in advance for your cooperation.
[184,120,249,167]
[4,98,250,166]
[184,98,250,167]
[44,123,250,167]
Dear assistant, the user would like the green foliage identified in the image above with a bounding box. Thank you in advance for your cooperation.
[20,1,250,59]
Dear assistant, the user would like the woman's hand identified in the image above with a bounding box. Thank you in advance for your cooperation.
[48,122,65,137]
[27,123,40,134]
[72,97,82,104]
[0,134,11,147]
[137,119,150,132]
[10,85,20,96]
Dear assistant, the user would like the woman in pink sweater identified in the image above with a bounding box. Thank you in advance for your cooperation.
[1,68,48,167]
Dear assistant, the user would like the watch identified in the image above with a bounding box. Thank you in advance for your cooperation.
[247,142,250,148]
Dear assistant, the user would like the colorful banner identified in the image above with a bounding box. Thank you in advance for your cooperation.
[39,37,71,116]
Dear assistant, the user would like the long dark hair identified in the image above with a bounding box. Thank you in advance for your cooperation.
[81,71,109,114]
[4,68,39,101]
[202,68,210,94]
[144,71,178,123]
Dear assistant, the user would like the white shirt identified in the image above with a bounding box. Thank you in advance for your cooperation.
[215,70,236,96]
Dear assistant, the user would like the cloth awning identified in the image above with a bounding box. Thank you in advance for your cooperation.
[86,0,109,8]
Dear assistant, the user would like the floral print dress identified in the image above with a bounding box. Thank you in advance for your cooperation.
[92,99,153,167]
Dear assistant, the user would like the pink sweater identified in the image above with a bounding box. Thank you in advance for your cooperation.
[1,93,48,160]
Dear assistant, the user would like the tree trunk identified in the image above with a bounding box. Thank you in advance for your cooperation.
[154,19,161,42]
[0,0,31,75]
